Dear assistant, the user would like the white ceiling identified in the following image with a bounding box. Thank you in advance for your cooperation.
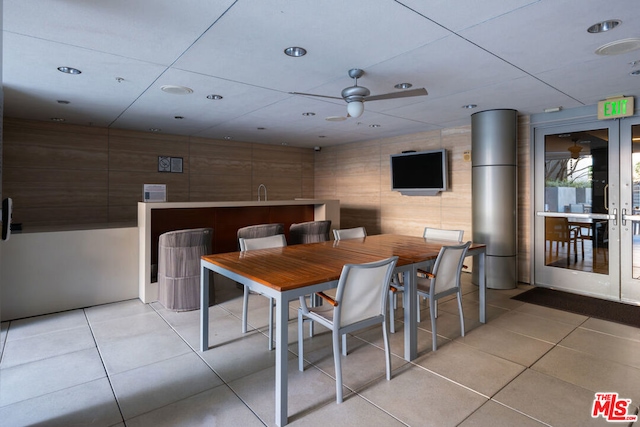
[3,0,640,148]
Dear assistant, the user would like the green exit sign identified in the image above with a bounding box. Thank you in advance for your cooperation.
[598,96,634,120]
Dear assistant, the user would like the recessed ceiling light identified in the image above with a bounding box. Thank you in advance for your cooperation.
[115,77,125,83]
[57,66,81,74]
[257,127,266,130]
[318,135,326,138]
[631,70,640,76]
[50,117,65,122]
[207,94,223,100]
[284,46,307,57]
[369,124,381,128]
[224,136,233,140]
[174,116,184,120]
[302,112,316,116]
[149,128,161,132]
[462,104,477,109]
[587,19,621,33]
[394,83,412,89]
[57,100,70,104]
[160,85,193,95]
[281,142,289,145]
[595,38,640,56]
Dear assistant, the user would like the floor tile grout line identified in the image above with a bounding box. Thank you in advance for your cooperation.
[149,302,270,427]
[82,308,126,425]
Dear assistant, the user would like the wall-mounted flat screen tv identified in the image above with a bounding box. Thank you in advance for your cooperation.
[390,149,448,196]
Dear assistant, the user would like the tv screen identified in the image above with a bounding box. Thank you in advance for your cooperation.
[390,149,447,196]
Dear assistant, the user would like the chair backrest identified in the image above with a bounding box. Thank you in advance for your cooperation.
[333,227,367,240]
[423,227,463,242]
[430,241,471,296]
[545,217,570,242]
[289,220,331,245]
[334,256,398,328]
[158,228,213,277]
[237,223,284,249]
[239,234,287,251]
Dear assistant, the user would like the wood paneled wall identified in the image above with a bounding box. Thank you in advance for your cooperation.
[3,116,531,283]
[2,118,315,227]
[314,119,531,284]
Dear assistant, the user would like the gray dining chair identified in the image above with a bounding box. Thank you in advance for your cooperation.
[423,227,464,242]
[237,223,285,350]
[333,226,366,240]
[158,228,213,311]
[297,256,398,403]
[418,241,471,351]
[289,220,332,245]
[389,227,464,333]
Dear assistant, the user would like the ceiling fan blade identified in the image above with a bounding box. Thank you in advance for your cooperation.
[365,88,428,102]
[289,92,343,100]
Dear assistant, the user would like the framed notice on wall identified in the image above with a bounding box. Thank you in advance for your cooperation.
[158,156,183,173]
[170,157,183,173]
[143,184,167,202]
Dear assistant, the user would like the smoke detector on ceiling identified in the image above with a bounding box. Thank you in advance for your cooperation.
[595,38,640,56]
[160,85,194,95]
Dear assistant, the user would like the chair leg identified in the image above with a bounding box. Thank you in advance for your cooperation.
[341,333,347,356]
[308,295,315,337]
[389,290,396,333]
[242,285,250,334]
[382,320,392,381]
[430,297,438,351]
[268,297,274,351]
[298,310,305,371]
[457,291,465,337]
[333,330,344,403]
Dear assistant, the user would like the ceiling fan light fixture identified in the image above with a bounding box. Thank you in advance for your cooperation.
[284,46,307,57]
[347,101,364,118]
[207,94,223,100]
[394,83,412,89]
[568,142,583,159]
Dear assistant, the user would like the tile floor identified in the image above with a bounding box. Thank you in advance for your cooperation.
[1,274,639,426]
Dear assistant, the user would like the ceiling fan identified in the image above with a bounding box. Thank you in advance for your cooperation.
[290,68,428,119]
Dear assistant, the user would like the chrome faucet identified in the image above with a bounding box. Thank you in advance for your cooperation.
[258,184,267,201]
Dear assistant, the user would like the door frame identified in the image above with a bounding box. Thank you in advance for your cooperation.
[532,116,622,301]
[619,115,640,303]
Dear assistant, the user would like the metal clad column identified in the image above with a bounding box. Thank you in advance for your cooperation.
[472,109,517,289]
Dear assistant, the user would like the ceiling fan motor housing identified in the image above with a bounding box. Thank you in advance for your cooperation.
[341,85,370,102]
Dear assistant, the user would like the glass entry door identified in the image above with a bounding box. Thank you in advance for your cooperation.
[534,120,624,301]
[620,119,640,302]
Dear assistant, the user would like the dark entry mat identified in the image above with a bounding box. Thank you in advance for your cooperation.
[512,287,640,328]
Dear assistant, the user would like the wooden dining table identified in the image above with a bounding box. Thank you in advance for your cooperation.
[199,234,487,427]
